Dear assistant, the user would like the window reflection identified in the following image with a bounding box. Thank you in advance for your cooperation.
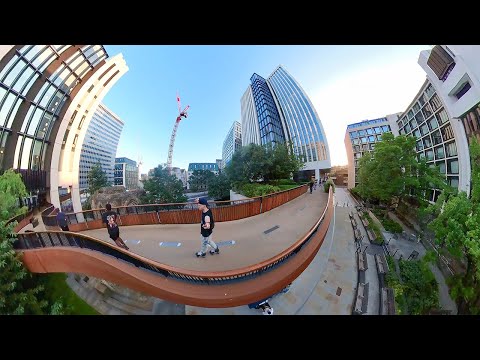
[21,137,32,169]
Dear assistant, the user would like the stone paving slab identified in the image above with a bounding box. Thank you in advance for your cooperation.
[187,188,358,315]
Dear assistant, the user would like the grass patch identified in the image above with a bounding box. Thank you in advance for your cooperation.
[371,208,403,233]
[362,212,384,244]
[384,256,406,314]
[37,273,99,315]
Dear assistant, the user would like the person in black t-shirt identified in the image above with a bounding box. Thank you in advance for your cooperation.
[102,203,129,250]
[195,197,219,257]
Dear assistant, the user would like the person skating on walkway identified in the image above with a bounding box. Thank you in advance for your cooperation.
[248,298,274,315]
[102,203,129,250]
[195,197,219,257]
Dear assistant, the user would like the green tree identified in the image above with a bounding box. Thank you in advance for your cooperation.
[208,172,231,200]
[356,133,446,211]
[0,170,47,314]
[426,137,480,314]
[87,162,110,195]
[225,142,304,189]
[0,169,28,219]
[141,165,187,204]
[188,170,215,192]
[225,144,268,189]
[265,142,305,183]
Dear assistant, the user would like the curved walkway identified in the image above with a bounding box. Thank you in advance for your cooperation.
[80,189,328,272]
[187,187,358,315]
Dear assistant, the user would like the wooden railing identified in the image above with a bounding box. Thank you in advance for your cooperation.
[6,210,35,233]
[42,184,308,231]
[16,186,333,307]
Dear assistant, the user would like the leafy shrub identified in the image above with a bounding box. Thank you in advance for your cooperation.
[276,178,297,185]
[277,184,298,191]
[399,260,439,315]
[324,179,335,193]
[372,208,403,233]
[240,183,281,198]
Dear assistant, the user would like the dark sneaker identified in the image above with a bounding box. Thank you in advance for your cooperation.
[209,247,220,255]
[196,251,206,257]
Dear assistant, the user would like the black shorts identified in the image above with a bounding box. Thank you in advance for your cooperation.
[108,227,120,240]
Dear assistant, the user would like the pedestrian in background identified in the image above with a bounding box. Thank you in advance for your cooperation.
[56,209,69,231]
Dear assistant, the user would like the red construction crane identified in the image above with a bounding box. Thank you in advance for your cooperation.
[167,92,190,174]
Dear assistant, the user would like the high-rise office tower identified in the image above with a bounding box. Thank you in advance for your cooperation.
[241,65,330,180]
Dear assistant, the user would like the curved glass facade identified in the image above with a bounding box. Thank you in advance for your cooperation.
[0,45,107,175]
[241,86,260,146]
[241,65,330,174]
[249,73,285,146]
[268,66,327,163]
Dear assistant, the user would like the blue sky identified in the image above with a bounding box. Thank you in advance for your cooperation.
[102,45,429,173]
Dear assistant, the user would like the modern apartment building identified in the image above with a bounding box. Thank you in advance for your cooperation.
[114,157,139,190]
[345,45,480,201]
[416,45,480,196]
[344,115,400,189]
[241,65,331,180]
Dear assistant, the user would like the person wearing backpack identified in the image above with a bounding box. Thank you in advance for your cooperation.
[195,197,219,257]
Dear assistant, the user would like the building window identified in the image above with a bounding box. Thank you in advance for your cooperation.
[416,140,424,152]
[425,149,434,161]
[447,159,459,174]
[454,82,471,100]
[436,109,449,125]
[422,103,433,120]
[434,146,445,160]
[428,117,439,131]
[431,130,442,145]
[449,176,459,188]
[441,124,455,141]
[436,161,446,174]
[427,45,455,81]
[423,136,432,149]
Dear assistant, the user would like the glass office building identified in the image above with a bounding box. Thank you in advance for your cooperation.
[79,103,124,190]
[241,65,331,180]
[114,157,139,190]
[222,120,242,167]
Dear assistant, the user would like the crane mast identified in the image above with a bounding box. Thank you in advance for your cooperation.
[166,93,189,174]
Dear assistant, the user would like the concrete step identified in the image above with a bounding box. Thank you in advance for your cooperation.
[109,291,154,312]
[103,295,152,315]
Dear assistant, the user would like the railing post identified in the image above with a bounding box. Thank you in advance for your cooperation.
[260,196,263,214]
